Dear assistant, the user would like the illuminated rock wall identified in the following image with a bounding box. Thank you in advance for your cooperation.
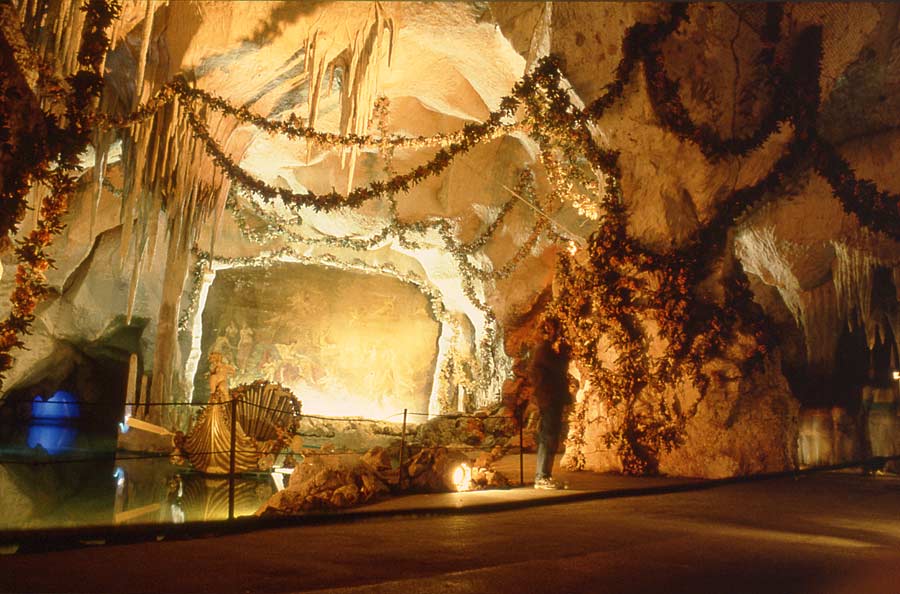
[193,263,440,419]
[2,2,899,479]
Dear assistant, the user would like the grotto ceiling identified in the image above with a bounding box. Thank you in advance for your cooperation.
[1,1,900,475]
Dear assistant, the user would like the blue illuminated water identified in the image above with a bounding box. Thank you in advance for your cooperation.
[0,394,275,531]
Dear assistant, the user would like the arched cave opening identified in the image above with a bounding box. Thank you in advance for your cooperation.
[783,266,898,413]
[0,342,130,454]
[191,262,442,419]
[1,2,899,535]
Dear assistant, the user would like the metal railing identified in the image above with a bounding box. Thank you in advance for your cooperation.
[0,395,530,521]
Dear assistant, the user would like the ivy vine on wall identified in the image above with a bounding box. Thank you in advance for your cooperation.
[0,2,898,477]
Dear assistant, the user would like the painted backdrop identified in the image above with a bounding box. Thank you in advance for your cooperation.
[194,263,440,419]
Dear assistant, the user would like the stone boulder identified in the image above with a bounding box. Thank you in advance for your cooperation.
[257,453,391,515]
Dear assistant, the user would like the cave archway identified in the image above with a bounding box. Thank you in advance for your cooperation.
[190,262,442,419]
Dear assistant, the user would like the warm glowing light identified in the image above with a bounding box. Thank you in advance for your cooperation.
[893,370,900,381]
[452,463,472,492]
[567,240,578,255]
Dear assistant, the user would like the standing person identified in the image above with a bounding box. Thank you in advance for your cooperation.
[530,319,573,489]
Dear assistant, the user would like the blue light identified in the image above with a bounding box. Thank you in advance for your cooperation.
[26,423,77,455]
[31,391,79,420]
[27,391,79,454]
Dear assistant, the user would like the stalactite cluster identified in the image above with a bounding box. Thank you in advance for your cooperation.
[1,2,898,463]
[546,8,850,474]
[0,0,120,388]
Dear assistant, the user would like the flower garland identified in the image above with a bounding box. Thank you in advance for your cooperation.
[87,4,898,241]
[642,4,790,160]
[2,1,898,468]
[192,159,530,402]
[812,138,900,240]
[0,0,120,386]
[545,20,826,474]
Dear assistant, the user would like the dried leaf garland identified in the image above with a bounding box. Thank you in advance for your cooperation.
[0,0,120,387]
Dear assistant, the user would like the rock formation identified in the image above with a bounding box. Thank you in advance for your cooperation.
[2,2,899,480]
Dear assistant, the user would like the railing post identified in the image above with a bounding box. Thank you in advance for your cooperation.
[399,408,407,490]
[518,408,524,486]
[228,396,237,521]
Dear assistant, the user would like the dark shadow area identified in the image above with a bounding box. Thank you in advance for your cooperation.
[243,1,325,47]
[783,267,898,412]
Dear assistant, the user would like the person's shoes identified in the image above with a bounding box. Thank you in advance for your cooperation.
[534,477,564,490]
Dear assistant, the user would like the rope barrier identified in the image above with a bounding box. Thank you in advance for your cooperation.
[3,397,518,420]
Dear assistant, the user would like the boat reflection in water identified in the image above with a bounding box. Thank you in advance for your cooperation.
[112,460,276,525]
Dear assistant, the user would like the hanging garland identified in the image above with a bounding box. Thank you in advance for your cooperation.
[545,19,826,474]
[642,4,790,160]
[812,138,900,240]
[1,1,898,467]
[137,5,894,471]
[0,0,120,385]
[221,173,545,397]
[78,5,899,239]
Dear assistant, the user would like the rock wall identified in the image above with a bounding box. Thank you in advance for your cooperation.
[2,2,899,476]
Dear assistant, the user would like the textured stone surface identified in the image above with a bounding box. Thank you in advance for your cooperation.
[195,263,440,418]
[3,2,900,478]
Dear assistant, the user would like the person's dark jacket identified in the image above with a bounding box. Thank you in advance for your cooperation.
[530,340,572,410]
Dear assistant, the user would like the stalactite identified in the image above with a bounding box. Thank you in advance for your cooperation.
[734,226,803,325]
[33,0,54,59]
[799,282,841,366]
[159,95,182,180]
[308,52,328,136]
[51,0,67,59]
[135,101,238,418]
[525,2,552,72]
[148,139,194,422]
[17,0,91,81]
[89,136,109,238]
[205,118,233,262]
[133,0,154,109]
[25,0,41,41]
[145,98,183,269]
[324,62,334,98]
[120,90,188,323]
[302,35,310,71]
[119,120,151,266]
[125,187,150,324]
[148,186,196,426]
[333,3,395,194]
[338,33,361,171]
[107,4,121,53]
[832,242,878,337]
[62,0,85,76]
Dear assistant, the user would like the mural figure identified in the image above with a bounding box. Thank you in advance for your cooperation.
[210,330,237,366]
[197,265,439,418]
[237,324,255,369]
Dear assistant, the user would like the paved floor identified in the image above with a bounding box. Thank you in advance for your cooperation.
[2,471,899,594]
[356,454,696,513]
